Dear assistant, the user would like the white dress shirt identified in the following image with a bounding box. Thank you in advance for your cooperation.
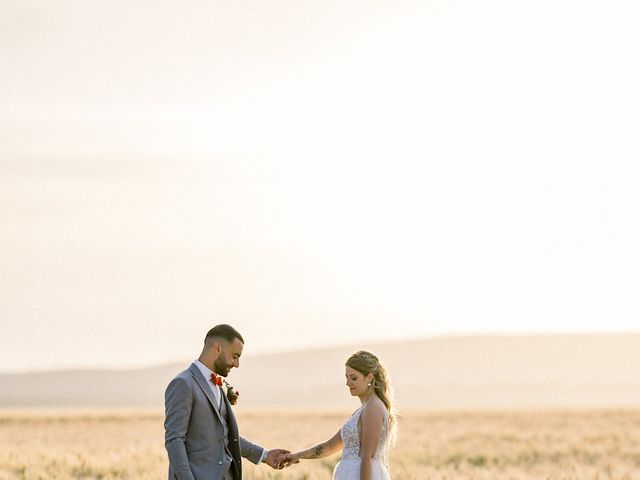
[193,360,223,405]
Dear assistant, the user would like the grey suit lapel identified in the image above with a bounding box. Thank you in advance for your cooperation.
[222,389,239,436]
[188,363,224,423]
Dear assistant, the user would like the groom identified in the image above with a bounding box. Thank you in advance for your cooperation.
[165,324,289,480]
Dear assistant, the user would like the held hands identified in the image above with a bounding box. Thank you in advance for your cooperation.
[263,449,292,470]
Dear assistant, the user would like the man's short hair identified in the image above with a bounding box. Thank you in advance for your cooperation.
[205,324,244,346]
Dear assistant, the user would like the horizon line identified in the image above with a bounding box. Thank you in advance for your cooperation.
[3,331,639,376]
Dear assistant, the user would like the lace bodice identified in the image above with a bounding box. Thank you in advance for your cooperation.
[340,404,389,462]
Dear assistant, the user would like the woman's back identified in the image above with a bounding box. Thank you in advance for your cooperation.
[333,399,391,480]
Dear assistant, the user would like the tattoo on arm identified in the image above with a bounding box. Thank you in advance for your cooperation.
[311,445,324,458]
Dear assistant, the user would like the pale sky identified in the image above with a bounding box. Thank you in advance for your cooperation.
[1,0,639,373]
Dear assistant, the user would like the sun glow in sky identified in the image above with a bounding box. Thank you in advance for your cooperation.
[1,0,639,372]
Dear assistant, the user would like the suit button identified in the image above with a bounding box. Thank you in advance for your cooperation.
[219,439,223,444]
[218,461,223,465]
[234,439,238,442]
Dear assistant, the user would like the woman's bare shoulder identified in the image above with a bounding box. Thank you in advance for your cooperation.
[362,396,387,417]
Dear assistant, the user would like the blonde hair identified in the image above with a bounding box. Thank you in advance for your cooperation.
[346,350,398,443]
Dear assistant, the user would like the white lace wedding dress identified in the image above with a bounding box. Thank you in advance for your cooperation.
[332,404,391,480]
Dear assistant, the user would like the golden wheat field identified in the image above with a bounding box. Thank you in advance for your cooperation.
[1,408,640,480]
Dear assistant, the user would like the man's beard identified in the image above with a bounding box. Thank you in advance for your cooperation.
[213,356,230,377]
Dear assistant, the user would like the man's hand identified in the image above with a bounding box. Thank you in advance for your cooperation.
[262,449,290,469]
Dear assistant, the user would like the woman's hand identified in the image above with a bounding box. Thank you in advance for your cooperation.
[280,452,301,467]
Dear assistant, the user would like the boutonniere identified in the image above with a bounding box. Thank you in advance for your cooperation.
[223,379,239,405]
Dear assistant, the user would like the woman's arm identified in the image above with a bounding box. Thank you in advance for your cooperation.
[359,401,385,480]
[285,430,343,464]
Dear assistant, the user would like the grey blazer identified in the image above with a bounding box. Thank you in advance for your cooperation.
[165,364,264,480]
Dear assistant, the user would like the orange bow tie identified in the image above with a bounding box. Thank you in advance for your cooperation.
[210,373,222,386]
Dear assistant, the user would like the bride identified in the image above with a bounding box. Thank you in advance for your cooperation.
[283,351,397,480]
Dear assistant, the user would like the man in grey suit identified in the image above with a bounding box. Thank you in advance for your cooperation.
[165,324,289,480]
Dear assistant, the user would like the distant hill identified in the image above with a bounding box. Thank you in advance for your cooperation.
[2,335,640,409]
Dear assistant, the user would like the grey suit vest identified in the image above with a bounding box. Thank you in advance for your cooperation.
[217,389,235,479]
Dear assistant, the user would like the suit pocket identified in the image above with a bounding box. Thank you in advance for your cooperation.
[188,448,213,465]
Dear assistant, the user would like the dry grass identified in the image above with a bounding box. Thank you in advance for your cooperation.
[1,408,640,479]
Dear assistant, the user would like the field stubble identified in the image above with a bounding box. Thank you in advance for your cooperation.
[1,408,640,479]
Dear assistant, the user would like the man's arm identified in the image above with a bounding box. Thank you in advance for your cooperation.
[239,436,266,464]
[239,437,290,469]
[165,377,195,480]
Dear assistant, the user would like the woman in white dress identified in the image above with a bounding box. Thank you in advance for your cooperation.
[283,351,397,480]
